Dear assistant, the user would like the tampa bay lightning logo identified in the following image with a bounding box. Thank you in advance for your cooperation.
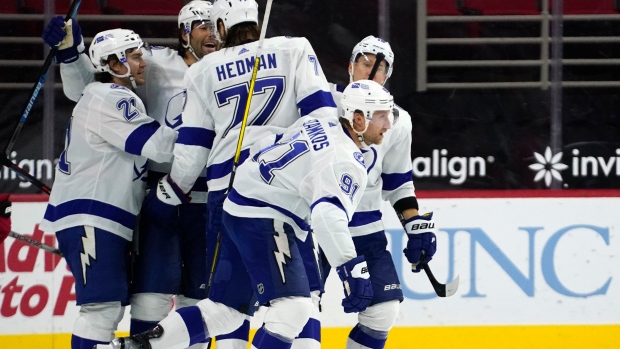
[133,160,148,182]
[165,90,187,129]
[360,148,377,173]
[353,151,365,167]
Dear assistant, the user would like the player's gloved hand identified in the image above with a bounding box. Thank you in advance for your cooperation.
[41,16,85,64]
[0,194,12,244]
[336,255,373,313]
[155,174,191,205]
[403,212,437,272]
[143,174,190,220]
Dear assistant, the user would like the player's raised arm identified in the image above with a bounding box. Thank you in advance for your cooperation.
[42,16,95,101]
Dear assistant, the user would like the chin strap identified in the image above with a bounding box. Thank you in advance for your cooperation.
[356,133,369,147]
[353,119,370,147]
[183,39,201,62]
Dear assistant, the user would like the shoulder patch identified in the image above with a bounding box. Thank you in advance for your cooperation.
[354,151,365,167]
[110,84,129,92]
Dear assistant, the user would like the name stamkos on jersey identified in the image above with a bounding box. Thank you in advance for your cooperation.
[303,119,330,151]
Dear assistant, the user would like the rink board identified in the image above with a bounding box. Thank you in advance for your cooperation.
[1,192,619,348]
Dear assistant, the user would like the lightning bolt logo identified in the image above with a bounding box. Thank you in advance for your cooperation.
[133,160,148,182]
[80,226,97,285]
[273,221,292,284]
[310,230,322,280]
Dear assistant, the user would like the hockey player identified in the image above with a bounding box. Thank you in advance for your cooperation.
[38,29,178,349]
[0,195,10,244]
[41,3,218,346]
[326,36,438,349]
[101,79,394,349]
[143,0,337,347]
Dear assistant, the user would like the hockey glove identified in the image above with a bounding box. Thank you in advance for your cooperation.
[403,212,437,273]
[41,16,85,64]
[0,194,12,244]
[336,256,373,313]
[143,175,190,221]
[155,175,190,205]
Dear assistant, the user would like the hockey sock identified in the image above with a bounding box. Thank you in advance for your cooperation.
[215,319,250,349]
[150,307,210,349]
[130,319,159,335]
[346,323,388,349]
[291,317,320,349]
[71,334,108,349]
[251,326,293,349]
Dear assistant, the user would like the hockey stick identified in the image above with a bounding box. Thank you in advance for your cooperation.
[8,231,63,257]
[418,253,459,297]
[367,52,385,81]
[2,0,82,157]
[206,0,275,297]
[0,156,51,194]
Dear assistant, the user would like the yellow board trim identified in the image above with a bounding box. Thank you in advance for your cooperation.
[1,325,618,349]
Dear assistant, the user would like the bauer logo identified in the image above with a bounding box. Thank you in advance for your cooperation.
[412,149,493,185]
[529,146,620,187]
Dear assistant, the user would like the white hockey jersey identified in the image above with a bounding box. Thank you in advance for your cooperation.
[40,82,178,241]
[224,117,367,266]
[171,36,338,194]
[59,47,208,202]
[330,83,416,237]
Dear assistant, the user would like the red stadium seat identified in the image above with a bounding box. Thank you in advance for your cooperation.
[56,0,102,15]
[551,0,618,14]
[104,0,182,15]
[21,0,100,14]
[427,0,461,15]
[0,0,18,14]
[461,0,540,15]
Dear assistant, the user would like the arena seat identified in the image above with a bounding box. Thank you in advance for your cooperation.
[460,0,540,15]
[104,0,182,15]
[21,0,101,14]
[552,0,619,14]
[0,0,18,13]
[56,0,102,15]
[427,0,461,15]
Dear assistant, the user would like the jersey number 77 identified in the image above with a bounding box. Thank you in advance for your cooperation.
[216,76,286,138]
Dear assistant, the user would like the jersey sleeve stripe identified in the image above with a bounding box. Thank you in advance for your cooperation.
[349,210,383,227]
[43,198,137,230]
[125,120,161,155]
[310,196,348,220]
[228,188,311,231]
[297,90,337,117]
[177,127,216,148]
[206,149,251,181]
[381,171,413,191]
